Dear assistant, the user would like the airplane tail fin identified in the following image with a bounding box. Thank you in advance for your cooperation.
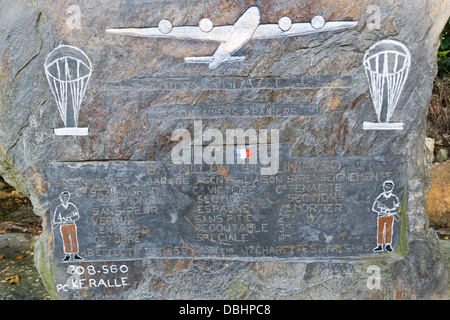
[184,57,215,64]
[184,56,246,69]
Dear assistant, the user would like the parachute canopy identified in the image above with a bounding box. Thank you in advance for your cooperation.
[363,40,411,126]
[44,45,92,129]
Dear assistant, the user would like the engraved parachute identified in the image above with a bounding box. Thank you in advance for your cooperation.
[363,40,411,126]
[44,45,92,134]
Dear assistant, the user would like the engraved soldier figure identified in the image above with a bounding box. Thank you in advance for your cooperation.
[53,191,83,261]
[372,180,401,252]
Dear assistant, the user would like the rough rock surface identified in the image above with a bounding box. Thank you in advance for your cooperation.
[0,0,448,299]
[426,161,450,228]
[0,233,50,300]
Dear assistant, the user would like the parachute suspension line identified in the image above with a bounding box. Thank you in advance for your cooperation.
[365,52,385,123]
[386,51,410,122]
[54,58,67,127]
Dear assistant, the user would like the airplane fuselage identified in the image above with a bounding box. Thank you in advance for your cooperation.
[209,6,260,69]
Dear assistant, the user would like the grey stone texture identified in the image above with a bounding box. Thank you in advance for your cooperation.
[0,0,449,299]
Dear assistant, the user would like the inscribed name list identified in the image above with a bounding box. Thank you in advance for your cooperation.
[46,146,406,261]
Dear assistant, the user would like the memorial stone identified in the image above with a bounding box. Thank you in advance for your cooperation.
[0,0,448,300]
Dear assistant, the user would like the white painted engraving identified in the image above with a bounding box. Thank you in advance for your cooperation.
[371,180,401,253]
[52,191,84,262]
[158,19,173,34]
[278,16,292,32]
[363,40,411,130]
[311,15,326,29]
[53,127,89,136]
[106,6,358,69]
[199,18,214,33]
[44,45,92,136]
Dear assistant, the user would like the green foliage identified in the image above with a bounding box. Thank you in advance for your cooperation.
[428,20,450,147]
[437,20,450,79]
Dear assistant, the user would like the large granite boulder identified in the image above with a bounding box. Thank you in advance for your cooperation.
[0,0,448,300]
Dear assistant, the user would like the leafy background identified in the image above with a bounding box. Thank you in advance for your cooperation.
[427,20,450,150]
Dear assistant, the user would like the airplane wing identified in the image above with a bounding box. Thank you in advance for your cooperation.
[184,56,246,64]
[106,11,357,70]
[252,20,358,40]
[106,25,234,43]
[106,20,357,43]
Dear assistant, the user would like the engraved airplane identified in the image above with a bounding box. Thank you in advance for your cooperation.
[106,6,357,69]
